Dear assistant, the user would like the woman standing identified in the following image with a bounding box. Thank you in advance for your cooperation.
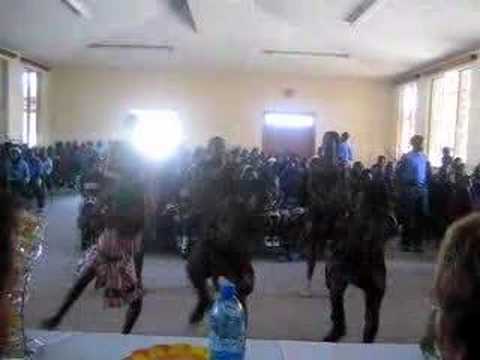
[42,141,146,334]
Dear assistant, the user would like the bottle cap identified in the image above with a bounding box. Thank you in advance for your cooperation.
[219,277,236,300]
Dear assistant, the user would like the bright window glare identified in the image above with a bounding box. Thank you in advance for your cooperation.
[131,110,182,160]
[265,113,315,128]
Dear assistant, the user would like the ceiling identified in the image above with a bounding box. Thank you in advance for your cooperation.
[1,0,480,78]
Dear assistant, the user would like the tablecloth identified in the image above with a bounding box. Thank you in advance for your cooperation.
[26,330,424,360]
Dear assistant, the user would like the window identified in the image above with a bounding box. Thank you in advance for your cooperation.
[22,69,39,147]
[428,69,472,166]
[398,82,418,156]
[130,110,182,160]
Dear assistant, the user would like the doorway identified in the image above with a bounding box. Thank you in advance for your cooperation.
[262,112,316,158]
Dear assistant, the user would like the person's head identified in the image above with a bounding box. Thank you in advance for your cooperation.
[473,164,480,180]
[352,161,364,176]
[442,151,453,167]
[309,156,322,171]
[386,161,394,173]
[192,146,206,165]
[207,136,226,163]
[377,155,387,167]
[453,157,463,167]
[321,131,341,166]
[433,214,480,360]
[360,168,373,185]
[9,147,21,161]
[410,135,424,152]
[38,147,46,160]
[341,132,350,142]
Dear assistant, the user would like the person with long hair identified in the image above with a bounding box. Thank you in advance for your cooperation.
[423,214,480,360]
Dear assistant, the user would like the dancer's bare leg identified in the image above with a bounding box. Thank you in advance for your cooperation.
[324,265,348,342]
[41,266,96,329]
[187,243,212,324]
[122,247,145,334]
[301,228,318,297]
[122,298,143,334]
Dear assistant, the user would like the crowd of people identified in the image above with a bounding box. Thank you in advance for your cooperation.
[0,140,108,209]
[1,131,479,257]
[1,131,480,359]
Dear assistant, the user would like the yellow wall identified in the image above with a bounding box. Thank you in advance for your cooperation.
[49,68,395,163]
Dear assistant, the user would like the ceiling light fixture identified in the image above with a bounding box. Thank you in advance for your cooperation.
[87,43,174,52]
[60,0,91,18]
[263,49,350,59]
[0,47,19,60]
[344,0,387,26]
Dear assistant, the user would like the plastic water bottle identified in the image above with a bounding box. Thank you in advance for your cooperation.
[208,279,246,360]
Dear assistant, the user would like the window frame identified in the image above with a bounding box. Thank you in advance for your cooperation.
[427,68,472,166]
[22,67,39,147]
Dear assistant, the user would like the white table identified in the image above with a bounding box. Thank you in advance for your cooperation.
[27,330,424,359]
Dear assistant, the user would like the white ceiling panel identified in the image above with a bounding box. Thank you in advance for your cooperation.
[1,0,480,77]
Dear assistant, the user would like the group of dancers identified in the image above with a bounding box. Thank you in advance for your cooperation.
[1,132,477,359]
[38,130,476,344]
[37,131,396,343]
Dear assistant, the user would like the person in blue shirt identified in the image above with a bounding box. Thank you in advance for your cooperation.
[397,135,431,252]
[337,132,353,164]
[6,147,30,197]
[26,148,46,209]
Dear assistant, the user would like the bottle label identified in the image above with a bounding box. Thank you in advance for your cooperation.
[210,351,245,360]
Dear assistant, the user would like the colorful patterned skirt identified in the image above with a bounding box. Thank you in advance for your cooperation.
[79,229,143,308]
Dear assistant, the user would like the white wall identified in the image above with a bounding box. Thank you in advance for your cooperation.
[49,68,396,163]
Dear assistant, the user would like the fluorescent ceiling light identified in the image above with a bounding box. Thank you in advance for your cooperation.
[265,113,315,128]
[130,110,183,160]
[263,49,350,59]
[87,43,174,52]
[344,0,387,26]
[60,0,91,18]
